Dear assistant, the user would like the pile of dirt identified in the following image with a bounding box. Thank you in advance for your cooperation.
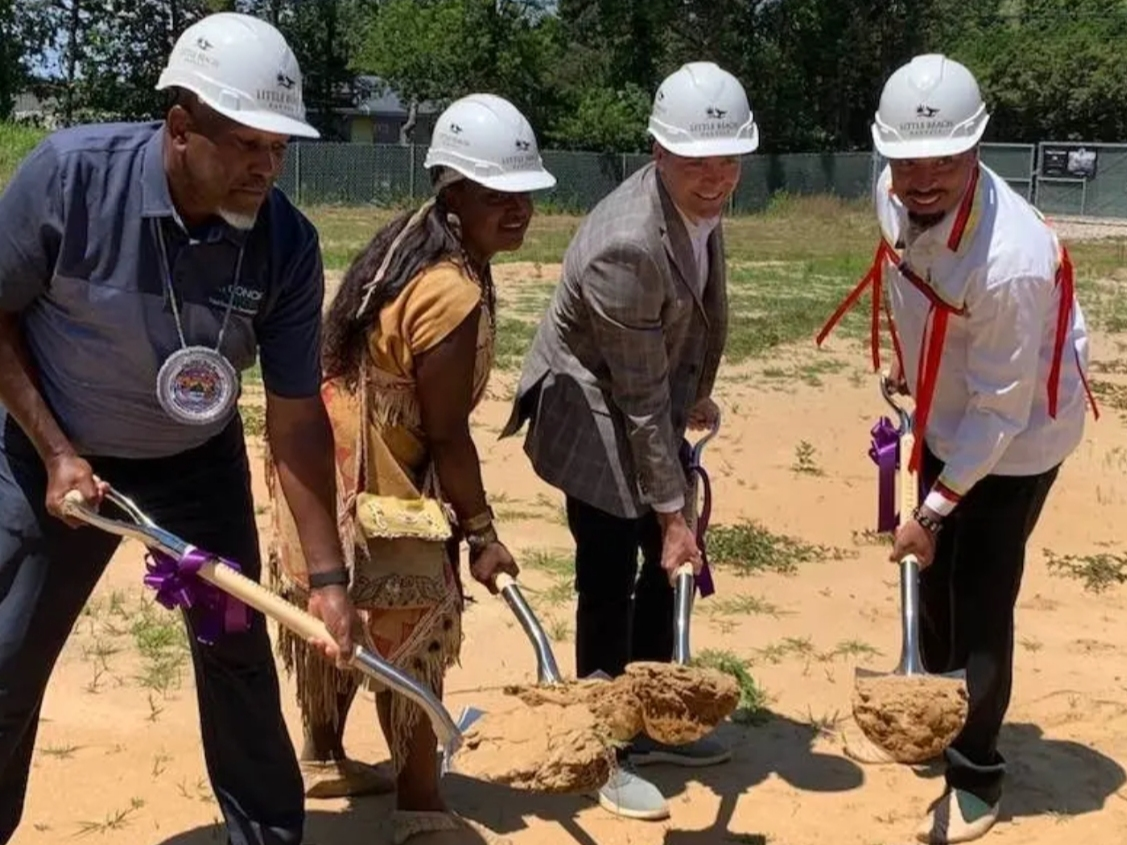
[507,662,740,747]
[457,662,740,792]
[626,662,741,746]
[851,674,969,763]
[451,700,615,794]
[506,678,644,743]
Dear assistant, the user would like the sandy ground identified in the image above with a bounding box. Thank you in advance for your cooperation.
[12,261,1127,845]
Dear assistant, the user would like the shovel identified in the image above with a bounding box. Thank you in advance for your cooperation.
[495,414,721,679]
[495,571,565,685]
[673,413,721,665]
[61,486,479,773]
[854,379,966,686]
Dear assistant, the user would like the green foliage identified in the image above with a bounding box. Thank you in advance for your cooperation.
[951,5,1127,142]
[548,83,651,152]
[4,0,1126,154]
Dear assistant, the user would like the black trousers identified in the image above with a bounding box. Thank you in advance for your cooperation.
[919,444,1059,806]
[566,496,675,681]
[0,411,304,845]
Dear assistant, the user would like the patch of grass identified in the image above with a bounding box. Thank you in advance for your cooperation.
[546,617,571,641]
[75,798,144,836]
[493,505,540,522]
[304,204,884,368]
[530,580,574,608]
[1089,379,1127,414]
[689,648,770,730]
[707,520,853,576]
[822,639,881,661]
[493,315,540,371]
[702,594,784,618]
[40,744,80,759]
[691,649,770,725]
[1044,548,1127,593]
[791,440,823,475]
[852,528,894,546]
[0,123,48,187]
[802,706,843,740]
[240,402,265,437]
[1089,358,1127,375]
[1069,240,1127,331]
[521,548,573,579]
[757,636,815,664]
[152,752,171,777]
[131,599,189,694]
[722,257,876,364]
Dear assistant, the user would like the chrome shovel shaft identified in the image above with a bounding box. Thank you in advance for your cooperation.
[673,565,694,664]
[895,556,926,676]
[497,575,563,684]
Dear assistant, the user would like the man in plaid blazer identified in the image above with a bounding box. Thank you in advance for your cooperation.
[501,62,760,821]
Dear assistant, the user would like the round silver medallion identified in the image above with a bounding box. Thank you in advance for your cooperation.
[156,346,238,425]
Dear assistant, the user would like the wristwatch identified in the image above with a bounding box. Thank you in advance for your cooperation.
[911,506,943,536]
[465,524,499,556]
[308,568,350,589]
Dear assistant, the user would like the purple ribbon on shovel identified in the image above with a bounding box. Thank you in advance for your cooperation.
[143,548,251,645]
[868,417,900,533]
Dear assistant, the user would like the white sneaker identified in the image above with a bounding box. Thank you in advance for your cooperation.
[916,789,999,843]
[596,767,670,821]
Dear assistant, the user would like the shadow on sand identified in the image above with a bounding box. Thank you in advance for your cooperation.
[152,718,1125,845]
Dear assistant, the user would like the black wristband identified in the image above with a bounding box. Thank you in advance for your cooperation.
[308,568,349,589]
[911,506,943,535]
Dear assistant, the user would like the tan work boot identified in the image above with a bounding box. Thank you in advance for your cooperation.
[300,758,396,799]
[391,810,512,845]
[915,789,999,843]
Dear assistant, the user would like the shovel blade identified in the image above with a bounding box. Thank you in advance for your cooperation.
[853,666,886,680]
[439,705,487,778]
[456,705,486,732]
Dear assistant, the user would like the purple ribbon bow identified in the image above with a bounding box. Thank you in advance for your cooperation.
[143,548,251,645]
[868,417,900,533]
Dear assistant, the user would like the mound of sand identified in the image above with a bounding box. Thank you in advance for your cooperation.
[451,700,615,794]
[626,662,741,746]
[851,674,969,763]
[505,678,644,743]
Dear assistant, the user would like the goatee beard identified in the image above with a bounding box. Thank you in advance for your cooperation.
[908,209,945,231]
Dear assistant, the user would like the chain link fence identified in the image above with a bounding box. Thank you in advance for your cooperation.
[274,140,1125,219]
[1033,142,1127,218]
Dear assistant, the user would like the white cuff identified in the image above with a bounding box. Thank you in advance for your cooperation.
[923,489,958,517]
[652,495,686,514]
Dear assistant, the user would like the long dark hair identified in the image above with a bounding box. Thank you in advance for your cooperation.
[322,193,465,389]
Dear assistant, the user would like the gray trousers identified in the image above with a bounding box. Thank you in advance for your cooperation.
[0,410,304,845]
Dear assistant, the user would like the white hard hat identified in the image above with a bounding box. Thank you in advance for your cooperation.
[424,93,556,193]
[156,12,320,139]
[647,62,759,157]
[872,54,988,159]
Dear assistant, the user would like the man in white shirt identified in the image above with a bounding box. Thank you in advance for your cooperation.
[819,54,1097,843]
[502,62,757,821]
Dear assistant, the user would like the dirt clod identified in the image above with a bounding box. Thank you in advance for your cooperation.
[451,701,614,794]
[852,674,969,763]
[625,662,741,746]
[506,678,644,743]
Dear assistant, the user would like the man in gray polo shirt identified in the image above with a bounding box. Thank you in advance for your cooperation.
[0,13,357,845]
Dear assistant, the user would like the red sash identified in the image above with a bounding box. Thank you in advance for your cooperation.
[816,175,1098,475]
